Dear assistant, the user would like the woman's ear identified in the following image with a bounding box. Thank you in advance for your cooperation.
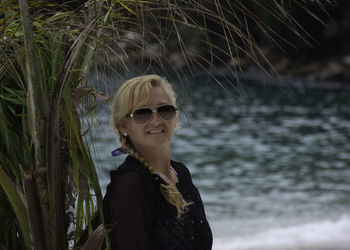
[118,122,129,136]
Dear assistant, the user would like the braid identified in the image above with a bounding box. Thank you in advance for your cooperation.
[119,135,155,173]
[159,184,192,219]
[119,135,192,218]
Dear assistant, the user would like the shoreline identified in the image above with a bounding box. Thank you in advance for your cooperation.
[188,66,350,91]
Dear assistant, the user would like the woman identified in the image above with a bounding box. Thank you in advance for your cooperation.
[103,74,212,250]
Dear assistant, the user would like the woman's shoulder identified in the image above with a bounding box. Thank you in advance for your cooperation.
[171,160,188,171]
[110,155,149,180]
[105,156,156,200]
[103,156,158,227]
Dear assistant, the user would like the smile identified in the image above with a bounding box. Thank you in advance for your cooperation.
[147,129,164,134]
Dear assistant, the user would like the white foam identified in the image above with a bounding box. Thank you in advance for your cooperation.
[213,215,350,250]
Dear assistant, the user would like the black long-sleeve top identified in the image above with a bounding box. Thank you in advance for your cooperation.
[103,156,213,250]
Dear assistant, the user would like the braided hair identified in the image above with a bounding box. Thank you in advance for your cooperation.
[111,74,191,218]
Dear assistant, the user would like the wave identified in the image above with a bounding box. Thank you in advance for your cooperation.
[213,215,350,250]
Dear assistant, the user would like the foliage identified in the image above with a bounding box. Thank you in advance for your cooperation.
[0,0,331,249]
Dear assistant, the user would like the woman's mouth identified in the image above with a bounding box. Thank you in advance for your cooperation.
[147,129,164,134]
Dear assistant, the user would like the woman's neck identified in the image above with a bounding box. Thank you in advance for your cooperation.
[145,150,171,173]
[150,156,178,185]
[138,146,177,182]
[135,144,169,167]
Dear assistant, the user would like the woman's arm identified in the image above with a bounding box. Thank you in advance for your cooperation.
[103,171,153,250]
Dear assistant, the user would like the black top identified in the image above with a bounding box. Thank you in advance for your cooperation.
[103,156,213,250]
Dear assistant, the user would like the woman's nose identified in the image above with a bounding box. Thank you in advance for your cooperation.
[149,111,162,124]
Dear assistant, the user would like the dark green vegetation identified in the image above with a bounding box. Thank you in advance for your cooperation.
[258,1,350,82]
[0,0,336,249]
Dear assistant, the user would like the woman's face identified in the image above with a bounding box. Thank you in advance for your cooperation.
[120,85,177,154]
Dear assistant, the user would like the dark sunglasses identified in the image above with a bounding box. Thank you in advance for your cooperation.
[127,105,178,124]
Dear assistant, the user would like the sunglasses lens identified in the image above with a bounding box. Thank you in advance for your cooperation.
[130,105,177,124]
[157,105,176,120]
[133,108,153,124]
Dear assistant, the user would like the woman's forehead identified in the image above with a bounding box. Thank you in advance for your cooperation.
[133,85,170,108]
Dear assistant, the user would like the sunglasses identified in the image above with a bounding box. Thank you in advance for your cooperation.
[127,105,178,124]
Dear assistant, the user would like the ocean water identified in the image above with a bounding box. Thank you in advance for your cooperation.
[90,73,350,250]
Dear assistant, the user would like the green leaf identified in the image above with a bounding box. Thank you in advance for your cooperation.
[119,2,136,16]
[46,11,72,23]
[0,165,31,249]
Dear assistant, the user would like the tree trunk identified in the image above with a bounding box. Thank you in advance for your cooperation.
[21,165,48,250]
[18,0,50,249]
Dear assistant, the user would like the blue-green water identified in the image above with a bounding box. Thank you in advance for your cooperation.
[91,73,350,250]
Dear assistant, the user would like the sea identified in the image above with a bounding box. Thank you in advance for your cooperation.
[89,71,350,250]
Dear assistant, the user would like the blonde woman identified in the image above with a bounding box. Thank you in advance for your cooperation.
[103,74,212,250]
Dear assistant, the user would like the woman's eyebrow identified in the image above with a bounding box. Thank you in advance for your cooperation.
[141,103,170,108]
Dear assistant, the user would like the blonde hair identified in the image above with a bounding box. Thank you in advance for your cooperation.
[111,74,190,218]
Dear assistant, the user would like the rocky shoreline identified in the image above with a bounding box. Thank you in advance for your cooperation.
[268,54,350,87]
[96,38,350,91]
[239,69,350,91]
[187,53,350,91]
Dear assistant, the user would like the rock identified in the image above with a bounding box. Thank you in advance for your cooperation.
[319,61,344,80]
[168,52,187,69]
[343,55,350,65]
[142,44,162,59]
[228,57,248,69]
[293,62,320,75]
[273,58,290,73]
